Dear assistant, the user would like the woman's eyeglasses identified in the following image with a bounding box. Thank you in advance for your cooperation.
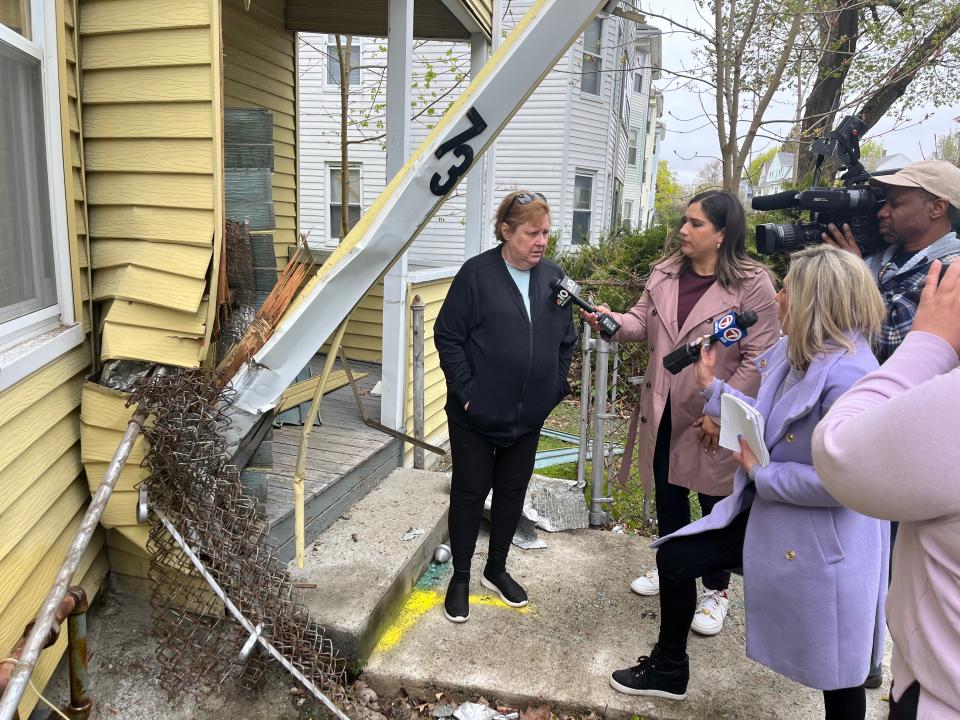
[506,191,547,213]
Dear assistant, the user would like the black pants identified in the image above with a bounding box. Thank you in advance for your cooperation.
[656,509,866,720]
[447,421,540,583]
[888,681,921,720]
[654,398,729,591]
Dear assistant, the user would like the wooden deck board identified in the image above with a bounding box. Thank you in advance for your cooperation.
[264,358,400,552]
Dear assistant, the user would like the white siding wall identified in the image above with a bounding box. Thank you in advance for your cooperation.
[298,35,468,266]
[623,50,652,227]
[494,0,635,248]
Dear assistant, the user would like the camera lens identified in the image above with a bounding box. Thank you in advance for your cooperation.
[755,223,823,255]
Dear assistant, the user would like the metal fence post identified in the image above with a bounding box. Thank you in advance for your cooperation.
[411,295,425,469]
[590,336,613,526]
[576,322,593,489]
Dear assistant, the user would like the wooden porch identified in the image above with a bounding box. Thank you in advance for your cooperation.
[263,357,401,562]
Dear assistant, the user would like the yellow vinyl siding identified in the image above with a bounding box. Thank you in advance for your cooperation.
[79,0,219,368]
[320,279,384,363]
[222,0,299,272]
[403,277,452,466]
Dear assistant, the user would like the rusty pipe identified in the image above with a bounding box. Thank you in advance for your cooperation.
[63,588,91,720]
[0,588,87,719]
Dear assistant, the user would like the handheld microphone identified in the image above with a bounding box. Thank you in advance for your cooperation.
[548,276,622,338]
[751,190,799,212]
[662,310,759,375]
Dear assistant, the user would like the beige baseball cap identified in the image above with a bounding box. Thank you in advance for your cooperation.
[869,159,960,208]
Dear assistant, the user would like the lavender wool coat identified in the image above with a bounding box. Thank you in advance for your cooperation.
[653,335,889,691]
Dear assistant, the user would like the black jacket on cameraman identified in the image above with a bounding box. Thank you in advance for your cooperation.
[434,246,578,446]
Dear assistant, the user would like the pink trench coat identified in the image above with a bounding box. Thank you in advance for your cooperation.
[608,257,780,497]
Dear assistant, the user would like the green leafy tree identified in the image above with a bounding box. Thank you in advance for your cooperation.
[654,161,684,226]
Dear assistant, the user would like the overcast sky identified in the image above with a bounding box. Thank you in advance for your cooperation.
[642,0,960,185]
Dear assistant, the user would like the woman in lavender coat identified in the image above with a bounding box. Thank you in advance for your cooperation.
[609,246,890,720]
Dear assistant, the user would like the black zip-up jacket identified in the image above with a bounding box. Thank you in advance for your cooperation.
[434,246,577,445]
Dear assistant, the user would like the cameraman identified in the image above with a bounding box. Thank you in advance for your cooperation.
[822,159,960,363]
[823,158,960,688]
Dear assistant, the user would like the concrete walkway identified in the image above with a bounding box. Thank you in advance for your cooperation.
[363,527,892,720]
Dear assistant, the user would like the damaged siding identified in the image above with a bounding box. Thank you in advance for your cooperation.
[79,0,220,368]
[222,0,298,273]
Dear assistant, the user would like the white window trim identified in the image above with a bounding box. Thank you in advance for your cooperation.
[579,19,603,99]
[0,0,80,393]
[324,36,361,89]
[571,170,596,246]
[326,162,363,244]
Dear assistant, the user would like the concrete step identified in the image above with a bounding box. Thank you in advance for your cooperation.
[291,467,450,664]
[361,527,894,720]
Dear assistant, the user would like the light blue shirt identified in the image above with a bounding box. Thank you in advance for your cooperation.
[504,261,531,319]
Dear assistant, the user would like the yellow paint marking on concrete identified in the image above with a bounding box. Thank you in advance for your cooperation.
[374,588,532,653]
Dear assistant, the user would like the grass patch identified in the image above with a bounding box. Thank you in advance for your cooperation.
[536,434,577,452]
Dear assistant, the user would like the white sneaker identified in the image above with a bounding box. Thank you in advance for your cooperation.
[630,567,660,596]
[690,589,729,636]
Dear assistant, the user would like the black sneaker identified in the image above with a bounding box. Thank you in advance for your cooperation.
[443,581,469,623]
[480,569,528,607]
[610,650,689,700]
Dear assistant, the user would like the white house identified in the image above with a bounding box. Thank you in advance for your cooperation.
[491,1,662,246]
[298,3,665,256]
[757,151,796,195]
[622,29,663,230]
[298,35,471,266]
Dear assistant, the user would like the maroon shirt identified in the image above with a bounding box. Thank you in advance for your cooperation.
[677,267,715,330]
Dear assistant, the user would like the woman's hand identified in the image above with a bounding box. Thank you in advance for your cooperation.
[694,415,720,452]
[912,260,960,354]
[579,304,611,333]
[732,435,759,476]
[694,337,717,390]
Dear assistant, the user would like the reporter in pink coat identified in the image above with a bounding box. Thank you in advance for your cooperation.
[584,190,779,634]
[814,260,960,720]
[609,246,889,720]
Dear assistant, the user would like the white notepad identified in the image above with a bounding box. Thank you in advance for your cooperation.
[719,392,770,467]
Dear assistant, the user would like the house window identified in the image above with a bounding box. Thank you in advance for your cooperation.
[329,165,362,241]
[572,173,594,245]
[326,40,360,86]
[628,130,638,166]
[1,0,79,391]
[634,72,643,94]
[580,19,602,96]
[623,200,634,225]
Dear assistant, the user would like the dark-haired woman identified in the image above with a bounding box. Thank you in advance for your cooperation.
[435,191,577,624]
[583,190,780,636]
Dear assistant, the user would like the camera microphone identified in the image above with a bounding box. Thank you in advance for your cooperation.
[662,310,759,375]
[548,276,622,338]
[751,190,799,212]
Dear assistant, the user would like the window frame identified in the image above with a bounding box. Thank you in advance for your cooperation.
[571,171,595,245]
[0,0,80,392]
[633,71,643,94]
[326,162,363,244]
[325,37,361,88]
[579,19,603,98]
[627,129,638,166]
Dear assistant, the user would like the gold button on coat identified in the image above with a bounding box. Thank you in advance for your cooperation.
[785,433,796,443]
[785,550,797,561]
[758,359,767,369]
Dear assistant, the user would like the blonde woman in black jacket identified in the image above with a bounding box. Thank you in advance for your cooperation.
[434,191,577,623]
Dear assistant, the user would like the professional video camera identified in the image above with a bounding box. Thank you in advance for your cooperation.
[751,116,887,256]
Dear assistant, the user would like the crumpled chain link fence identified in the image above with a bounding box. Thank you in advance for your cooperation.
[130,369,347,701]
